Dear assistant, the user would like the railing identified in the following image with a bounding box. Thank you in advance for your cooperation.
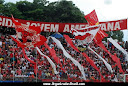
[0,69,116,82]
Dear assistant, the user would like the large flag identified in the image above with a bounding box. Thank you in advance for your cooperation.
[84,9,99,26]
[70,25,100,45]
[11,15,47,47]
[36,47,59,74]
[50,36,86,80]
[88,46,113,73]
[107,38,128,61]
[63,35,106,81]
[44,42,65,73]
[93,29,108,44]
[70,9,100,45]
[12,15,41,34]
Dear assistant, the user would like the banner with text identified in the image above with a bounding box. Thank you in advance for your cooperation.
[0,15,127,32]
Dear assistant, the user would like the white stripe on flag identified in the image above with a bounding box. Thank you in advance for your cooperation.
[88,46,113,73]
[50,37,86,80]
[36,47,59,74]
[107,38,128,61]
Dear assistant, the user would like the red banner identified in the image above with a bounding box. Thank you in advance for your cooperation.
[99,19,127,31]
[0,15,127,32]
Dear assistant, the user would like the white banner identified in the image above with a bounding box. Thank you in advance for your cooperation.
[71,25,100,45]
[36,47,59,74]
[50,37,86,80]
[107,38,128,61]
[88,46,113,73]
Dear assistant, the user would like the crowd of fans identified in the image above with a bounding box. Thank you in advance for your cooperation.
[0,32,128,82]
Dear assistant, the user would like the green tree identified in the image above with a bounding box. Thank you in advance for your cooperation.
[0,0,4,15]
[2,2,23,18]
[106,30,124,41]
[42,0,86,23]
[16,1,34,20]
[0,0,4,4]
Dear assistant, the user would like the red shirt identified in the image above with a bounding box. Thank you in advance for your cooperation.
[16,69,21,75]
[10,53,13,58]
[0,63,3,68]
[3,74,6,77]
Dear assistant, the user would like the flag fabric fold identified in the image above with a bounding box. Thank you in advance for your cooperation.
[64,35,105,81]
[84,9,99,26]
[12,15,47,47]
[93,29,108,44]
[44,42,65,73]
[50,37,86,80]
[107,38,128,61]
[63,35,80,53]
[22,48,38,75]
[36,47,59,74]
[10,36,25,48]
[88,46,113,73]
[70,25,100,45]
[96,42,124,73]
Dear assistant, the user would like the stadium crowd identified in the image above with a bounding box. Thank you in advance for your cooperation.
[0,32,128,82]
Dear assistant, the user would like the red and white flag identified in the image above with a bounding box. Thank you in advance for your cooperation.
[93,29,108,44]
[70,9,100,45]
[70,25,100,45]
[11,15,47,47]
[12,15,41,35]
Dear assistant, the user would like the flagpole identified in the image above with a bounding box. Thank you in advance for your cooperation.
[36,46,37,82]
[13,44,14,82]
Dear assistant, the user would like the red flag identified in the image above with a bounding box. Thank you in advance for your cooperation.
[75,33,91,40]
[33,35,47,47]
[63,35,80,53]
[111,54,124,73]
[44,42,62,65]
[11,15,47,47]
[71,25,100,45]
[22,48,38,75]
[93,29,108,44]
[10,36,25,48]
[97,42,124,73]
[64,35,105,80]
[84,9,99,26]
[44,42,65,73]
[12,15,41,34]
[82,53,100,72]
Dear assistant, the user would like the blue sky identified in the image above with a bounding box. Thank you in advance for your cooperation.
[5,0,128,41]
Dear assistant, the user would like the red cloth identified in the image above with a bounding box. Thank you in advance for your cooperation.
[93,29,108,44]
[96,42,124,73]
[12,15,41,34]
[84,9,99,26]
[11,15,47,47]
[64,35,80,53]
[75,33,91,40]
[44,42,65,73]
[10,36,25,48]
[64,35,105,80]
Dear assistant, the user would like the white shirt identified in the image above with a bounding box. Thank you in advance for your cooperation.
[26,51,31,56]
[0,74,3,79]
[0,41,2,46]
[22,66,26,71]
